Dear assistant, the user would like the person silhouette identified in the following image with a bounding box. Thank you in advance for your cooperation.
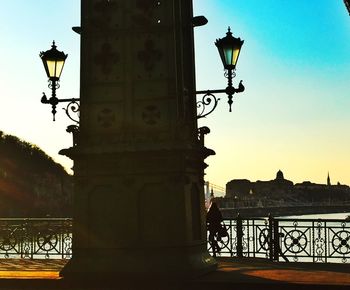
[206,202,223,257]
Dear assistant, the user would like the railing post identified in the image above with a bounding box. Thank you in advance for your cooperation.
[273,218,279,261]
[268,214,274,261]
[236,213,243,257]
[229,219,234,257]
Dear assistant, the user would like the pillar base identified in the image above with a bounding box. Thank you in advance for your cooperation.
[60,244,216,280]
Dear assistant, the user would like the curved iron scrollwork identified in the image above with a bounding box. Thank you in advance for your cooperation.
[63,99,80,124]
[258,228,270,251]
[41,91,80,123]
[0,229,17,253]
[207,221,230,255]
[283,229,308,254]
[0,218,72,259]
[314,220,325,262]
[196,92,220,119]
[37,229,58,252]
[206,216,350,263]
[196,69,244,118]
[332,230,350,255]
[62,234,72,259]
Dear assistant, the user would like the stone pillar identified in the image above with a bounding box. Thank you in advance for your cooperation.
[61,0,216,278]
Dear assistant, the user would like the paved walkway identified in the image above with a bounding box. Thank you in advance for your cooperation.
[0,258,349,289]
[0,259,65,279]
[195,257,350,289]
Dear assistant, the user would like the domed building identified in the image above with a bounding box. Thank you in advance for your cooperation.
[253,170,293,196]
[220,170,350,214]
[226,170,294,200]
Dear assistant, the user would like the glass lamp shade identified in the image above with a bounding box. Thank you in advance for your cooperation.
[40,41,67,80]
[215,28,244,70]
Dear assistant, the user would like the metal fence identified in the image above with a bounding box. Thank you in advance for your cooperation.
[0,218,72,259]
[209,215,350,263]
[0,216,349,263]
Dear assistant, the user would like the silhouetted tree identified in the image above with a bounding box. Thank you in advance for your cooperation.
[0,131,72,217]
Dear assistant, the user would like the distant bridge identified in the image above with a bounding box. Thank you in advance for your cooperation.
[204,181,225,197]
[221,203,350,218]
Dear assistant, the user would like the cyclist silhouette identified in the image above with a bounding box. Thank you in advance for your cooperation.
[206,202,223,257]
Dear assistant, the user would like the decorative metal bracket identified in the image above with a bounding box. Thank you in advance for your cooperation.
[41,92,80,123]
[196,90,221,119]
[196,69,244,119]
[63,99,80,124]
[41,78,80,123]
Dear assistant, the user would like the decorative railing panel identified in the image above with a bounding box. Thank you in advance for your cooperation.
[277,219,350,263]
[0,218,72,259]
[0,216,348,263]
[208,216,350,263]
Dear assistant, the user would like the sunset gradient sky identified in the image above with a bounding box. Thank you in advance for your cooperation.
[194,0,350,189]
[0,1,349,191]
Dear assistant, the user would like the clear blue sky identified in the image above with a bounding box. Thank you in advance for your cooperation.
[0,1,80,172]
[0,1,349,190]
[194,0,350,189]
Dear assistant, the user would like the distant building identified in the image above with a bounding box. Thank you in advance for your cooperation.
[294,173,350,204]
[226,170,293,198]
[220,170,350,209]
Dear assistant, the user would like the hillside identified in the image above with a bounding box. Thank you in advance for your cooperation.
[0,131,72,217]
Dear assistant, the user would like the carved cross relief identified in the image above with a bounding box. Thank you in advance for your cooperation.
[94,42,120,75]
[142,105,161,125]
[134,0,162,27]
[97,108,115,128]
[137,39,162,72]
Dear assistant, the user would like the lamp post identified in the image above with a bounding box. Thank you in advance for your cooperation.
[40,41,79,123]
[196,27,245,118]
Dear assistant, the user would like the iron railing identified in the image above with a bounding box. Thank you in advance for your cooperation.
[0,216,349,263]
[209,215,350,263]
[0,218,72,259]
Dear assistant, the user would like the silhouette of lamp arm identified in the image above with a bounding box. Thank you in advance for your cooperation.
[40,41,80,123]
[196,27,245,118]
[345,0,350,15]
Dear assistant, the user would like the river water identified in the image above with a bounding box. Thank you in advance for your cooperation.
[279,212,350,219]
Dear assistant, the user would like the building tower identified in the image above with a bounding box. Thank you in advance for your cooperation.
[327,172,331,186]
[276,169,284,181]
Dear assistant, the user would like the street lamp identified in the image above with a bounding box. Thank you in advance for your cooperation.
[40,41,67,81]
[40,41,79,122]
[196,27,245,118]
[215,27,244,71]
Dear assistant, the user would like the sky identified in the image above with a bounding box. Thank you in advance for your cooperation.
[0,1,349,192]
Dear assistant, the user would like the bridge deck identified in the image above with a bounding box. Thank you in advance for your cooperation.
[0,259,65,279]
[0,258,349,289]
